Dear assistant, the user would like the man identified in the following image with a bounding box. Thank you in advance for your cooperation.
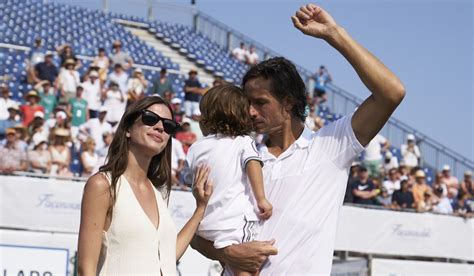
[35,80,57,119]
[0,84,19,120]
[460,170,473,198]
[391,179,415,209]
[351,166,378,205]
[232,42,247,62]
[110,40,133,70]
[245,45,259,65]
[0,128,28,173]
[27,37,47,84]
[363,133,389,178]
[152,68,174,97]
[79,106,112,150]
[108,63,129,96]
[192,4,405,274]
[312,65,332,103]
[383,168,401,196]
[68,85,89,139]
[33,54,58,85]
[82,70,101,118]
[441,164,459,198]
[401,133,421,169]
[183,69,202,118]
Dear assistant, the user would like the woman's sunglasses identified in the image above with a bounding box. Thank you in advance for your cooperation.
[140,109,179,135]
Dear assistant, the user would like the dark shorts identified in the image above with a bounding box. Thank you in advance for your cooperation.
[314,87,326,97]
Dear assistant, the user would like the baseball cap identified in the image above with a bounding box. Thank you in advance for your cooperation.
[34,111,45,119]
[56,111,67,120]
[89,71,99,78]
[415,170,426,178]
[406,134,415,141]
[442,165,451,171]
[171,98,182,105]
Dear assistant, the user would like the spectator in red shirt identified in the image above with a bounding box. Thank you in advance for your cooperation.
[175,122,196,154]
[20,90,44,126]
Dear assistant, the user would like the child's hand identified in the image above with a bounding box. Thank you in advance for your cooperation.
[257,199,273,220]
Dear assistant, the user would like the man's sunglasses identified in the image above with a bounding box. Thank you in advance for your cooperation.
[140,109,179,135]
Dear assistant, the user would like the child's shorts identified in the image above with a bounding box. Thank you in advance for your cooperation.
[198,215,261,249]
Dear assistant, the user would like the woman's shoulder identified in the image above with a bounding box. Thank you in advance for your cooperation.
[84,173,112,195]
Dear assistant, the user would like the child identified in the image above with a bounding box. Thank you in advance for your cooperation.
[186,84,272,276]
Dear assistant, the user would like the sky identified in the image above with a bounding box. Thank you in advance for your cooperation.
[55,0,473,161]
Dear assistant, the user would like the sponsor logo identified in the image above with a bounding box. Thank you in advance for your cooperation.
[358,185,368,191]
[36,194,81,210]
[391,224,431,238]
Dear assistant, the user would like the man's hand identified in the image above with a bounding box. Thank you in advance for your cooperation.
[221,240,278,272]
[291,4,338,39]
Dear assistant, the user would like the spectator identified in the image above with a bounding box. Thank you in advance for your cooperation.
[56,43,81,69]
[401,134,420,169]
[108,63,129,96]
[0,105,20,139]
[0,84,19,120]
[232,42,247,62]
[33,54,58,85]
[432,185,453,214]
[102,82,125,126]
[126,68,148,106]
[418,190,436,212]
[20,90,44,127]
[110,40,133,70]
[171,137,186,188]
[27,38,47,83]
[57,59,81,103]
[363,134,389,178]
[35,80,57,119]
[163,90,173,103]
[412,170,431,210]
[49,128,72,176]
[460,170,473,198]
[170,98,185,124]
[152,68,174,97]
[68,86,89,138]
[175,122,197,154]
[28,135,52,174]
[28,111,47,141]
[80,137,99,177]
[441,164,460,198]
[183,69,202,118]
[47,110,70,141]
[351,166,378,205]
[92,47,110,84]
[305,100,324,131]
[453,196,473,218]
[10,125,29,152]
[375,187,392,207]
[312,65,332,103]
[82,70,102,118]
[245,45,259,65]
[392,179,415,209]
[79,106,113,150]
[383,168,401,196]
[0,128,28,173]
[382,151,399,174]
[94,131,114,173]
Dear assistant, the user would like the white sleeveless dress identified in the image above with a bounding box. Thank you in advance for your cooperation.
[97,174,177,275]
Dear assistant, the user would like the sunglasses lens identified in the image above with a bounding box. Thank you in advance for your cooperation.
[142,112,158,126]
[162,120,178,135]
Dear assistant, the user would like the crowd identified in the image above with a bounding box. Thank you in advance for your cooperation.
[345,132,474,217]
[0,38,471,218]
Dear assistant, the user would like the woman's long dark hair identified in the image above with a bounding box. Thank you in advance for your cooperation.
[99,96,174,214]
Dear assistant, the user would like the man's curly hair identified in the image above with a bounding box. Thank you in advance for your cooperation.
[199,84,253,137]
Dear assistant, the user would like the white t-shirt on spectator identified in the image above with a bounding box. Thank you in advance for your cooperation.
[0,98,18,120]
[186,135,261,234]
[401,144,420,167]
[383,179,401,196]
[79,118,113,150]
[58,70,80,92]
[364,134,386,161]
[171,138,186,171]
[232,47,247,62]
[108,72,129,95]
[246,51,259,65]
[82,80,102,111]
[258,115,364,275]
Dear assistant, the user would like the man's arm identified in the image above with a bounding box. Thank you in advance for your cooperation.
[292,4,405,146]
[191,236,278,273]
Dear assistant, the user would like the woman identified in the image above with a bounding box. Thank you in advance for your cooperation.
[80,137,99,177]
[49,128,72,176]
[28,136,52,174]
[126,68,148,106]
[77,96,213,275]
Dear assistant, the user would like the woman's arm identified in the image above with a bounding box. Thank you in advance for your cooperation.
[176,165,213,260]
[77,174,111,276]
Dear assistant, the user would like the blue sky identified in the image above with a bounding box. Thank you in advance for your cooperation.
[55,0,473,160]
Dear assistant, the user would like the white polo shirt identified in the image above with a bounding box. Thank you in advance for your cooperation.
[258,114,365,275]
[186,135,261,232]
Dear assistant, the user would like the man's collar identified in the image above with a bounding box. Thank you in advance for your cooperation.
[259,126,313,161]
